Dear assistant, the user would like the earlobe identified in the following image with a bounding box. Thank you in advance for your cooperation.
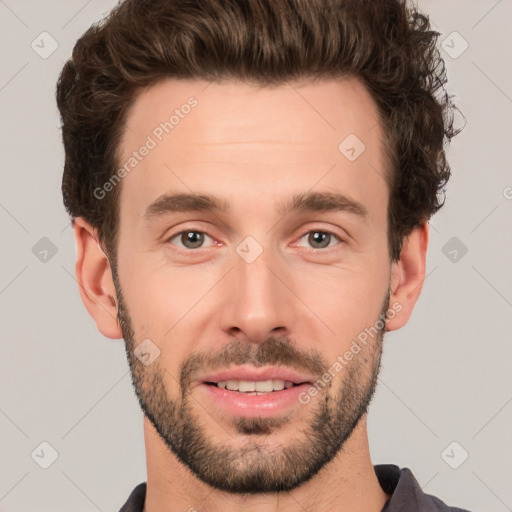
[73,217,123,339]
[386,222,429,332]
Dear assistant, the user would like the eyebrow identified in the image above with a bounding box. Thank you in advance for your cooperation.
[143,191,368,221]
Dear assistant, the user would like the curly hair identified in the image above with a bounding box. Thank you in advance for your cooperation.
[56,0,463,266]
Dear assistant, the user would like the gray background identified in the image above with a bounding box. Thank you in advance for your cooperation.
[1,1,511,510]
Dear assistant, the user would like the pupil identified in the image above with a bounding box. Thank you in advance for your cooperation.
[310,231,329,248]
[183,231,203,248]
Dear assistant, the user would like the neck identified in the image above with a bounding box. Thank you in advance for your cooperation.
[143,414,390,512]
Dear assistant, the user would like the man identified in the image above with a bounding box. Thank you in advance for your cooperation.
[56,0,468,510]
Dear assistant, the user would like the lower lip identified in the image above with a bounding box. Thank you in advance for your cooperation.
[198,383,311,418]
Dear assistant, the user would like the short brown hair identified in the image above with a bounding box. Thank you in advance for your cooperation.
[56,0,463,266]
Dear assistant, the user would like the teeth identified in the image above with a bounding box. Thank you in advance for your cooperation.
[255,380,273,392]
[216,379,296,392]
[226,380,238,391]
[239,381,255,392]
[272,379,285,391]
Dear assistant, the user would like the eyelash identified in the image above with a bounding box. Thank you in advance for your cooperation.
[165,227,343,251]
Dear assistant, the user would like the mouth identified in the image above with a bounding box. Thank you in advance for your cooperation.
[195,366,315,417]
[204,379,303,395]
[196,365,314,391]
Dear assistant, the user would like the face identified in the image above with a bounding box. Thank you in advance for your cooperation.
[112,77,394,493]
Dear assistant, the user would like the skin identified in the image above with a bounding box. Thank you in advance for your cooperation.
[73,77,428,512]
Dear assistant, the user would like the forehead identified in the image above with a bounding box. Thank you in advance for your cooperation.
[117,76,389,223]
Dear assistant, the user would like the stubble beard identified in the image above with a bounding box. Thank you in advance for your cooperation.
[112,266,388,494]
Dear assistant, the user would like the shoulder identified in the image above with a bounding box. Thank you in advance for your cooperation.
[374,464,473,512]
[119,482,147,512]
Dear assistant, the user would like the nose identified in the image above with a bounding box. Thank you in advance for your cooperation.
[218,247,296,344]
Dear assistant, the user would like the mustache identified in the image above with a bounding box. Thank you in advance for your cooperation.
[179,336,329,391]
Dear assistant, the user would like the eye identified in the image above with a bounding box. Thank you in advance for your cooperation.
[167,230,215,250]
[296,230,341,250]
[166,228,342,251]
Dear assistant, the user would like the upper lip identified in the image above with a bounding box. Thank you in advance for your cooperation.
[196,365,315,386]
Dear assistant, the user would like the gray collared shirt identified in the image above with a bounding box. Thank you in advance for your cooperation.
[119,464,473,511]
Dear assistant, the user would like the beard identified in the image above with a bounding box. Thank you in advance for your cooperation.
[112,266,389,495]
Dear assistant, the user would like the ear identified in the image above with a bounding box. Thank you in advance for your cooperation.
[386,222,429,332]
[73,217,123,339]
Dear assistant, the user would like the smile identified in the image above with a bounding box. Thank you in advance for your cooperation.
[207,379,298,394]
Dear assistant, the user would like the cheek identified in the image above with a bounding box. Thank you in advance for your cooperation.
[295,261,389,339]
[119,278,193,396]
[118,260,217,363]
[118,231,208,324]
